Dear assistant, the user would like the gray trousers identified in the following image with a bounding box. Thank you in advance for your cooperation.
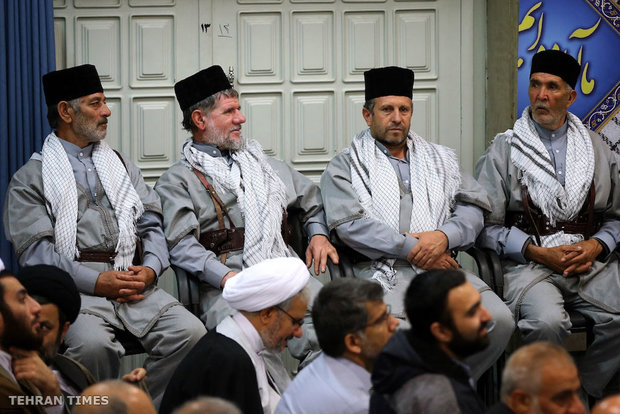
[64,304,206,409]
[518,275,620,398]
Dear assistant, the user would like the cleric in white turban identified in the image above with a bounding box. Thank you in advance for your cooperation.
[222,257,310,311]
[160,257,312,414]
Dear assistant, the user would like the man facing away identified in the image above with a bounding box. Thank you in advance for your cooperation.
[475,49,620,400]
[487,342,585,414]
[320,65,514,379]
[276,278,399,414]
[160,257,311,414]
[371,269,491,414]
[3,64,206,408]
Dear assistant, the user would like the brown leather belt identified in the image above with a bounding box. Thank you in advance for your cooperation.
[192,168,290,263]
[76,251,116,263]
[505,182,599,245]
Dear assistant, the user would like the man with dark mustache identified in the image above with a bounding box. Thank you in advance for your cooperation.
[475,49,620,400]
[3,64,206,409]
[320,66,513,380]
[370,270,490,414]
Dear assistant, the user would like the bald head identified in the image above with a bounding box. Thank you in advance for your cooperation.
[73,380,155,414]
[501,342,584,414]
[593,395,620,414]
[172,397,241,414]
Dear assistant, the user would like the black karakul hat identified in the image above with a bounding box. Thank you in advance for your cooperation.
[364,66,415,101]
[174,65,232,111]
[42,64,103,106]
[530,50,581,89]
[18,265,81,324]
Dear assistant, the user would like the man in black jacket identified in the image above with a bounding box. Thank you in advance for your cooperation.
[370,269,491,414]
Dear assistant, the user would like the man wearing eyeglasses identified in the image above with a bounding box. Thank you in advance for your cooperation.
[276,278,399,414]
[160,257,310,414]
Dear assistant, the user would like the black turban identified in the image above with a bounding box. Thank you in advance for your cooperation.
[18,265,81,324]
[42,64,103,106]
[530,50,581,89]
[174,65,232,111]
[364,66,415,101]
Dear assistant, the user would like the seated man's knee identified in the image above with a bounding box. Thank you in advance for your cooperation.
[518,310,571,343]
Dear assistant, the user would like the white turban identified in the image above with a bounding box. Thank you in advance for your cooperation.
[222,257,310,312]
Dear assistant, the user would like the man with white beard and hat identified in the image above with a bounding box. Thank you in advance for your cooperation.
[475,49,620,400]
[160,257,311,414]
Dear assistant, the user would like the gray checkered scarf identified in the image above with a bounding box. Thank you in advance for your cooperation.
[348,129,460,291]
[183,139,290,267]
[41,132,144,270]
[509,107,594,247]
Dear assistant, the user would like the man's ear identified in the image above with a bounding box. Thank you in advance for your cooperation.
[59,321,71,344]
[259,307,278,325]
[506,389,533,414]
[566,88,577,109]
[362,107,373,127]
[191,109,206,131]
[429,321,453,344]
[57,101,75,123]
[343,332,363,355]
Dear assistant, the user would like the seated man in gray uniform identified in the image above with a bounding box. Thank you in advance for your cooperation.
[3,64,206,408]
[475,49,620,399]
[155,65,337,358]
[320,66,514,379]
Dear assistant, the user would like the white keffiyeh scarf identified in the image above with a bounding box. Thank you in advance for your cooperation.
[348,129,461,291]
[182,139,290,267]
[41,132,144,270]
[509,107,595,247]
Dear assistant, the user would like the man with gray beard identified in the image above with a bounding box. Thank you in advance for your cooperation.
[3,64,206,409]
[155,65,337,363]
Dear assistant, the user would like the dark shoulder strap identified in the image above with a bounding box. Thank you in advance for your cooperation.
[113,149,129,173]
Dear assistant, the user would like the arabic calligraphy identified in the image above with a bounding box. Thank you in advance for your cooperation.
[518,2,601,95]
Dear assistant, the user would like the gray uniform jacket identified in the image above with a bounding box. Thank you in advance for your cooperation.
[320,146,491,317]
[155,144,327,328]
[3,152,179,338]
[475,128,620,316]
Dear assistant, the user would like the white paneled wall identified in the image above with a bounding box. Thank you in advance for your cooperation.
[53,0,485,375]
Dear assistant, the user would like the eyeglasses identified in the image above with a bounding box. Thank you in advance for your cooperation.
[276,306,304,328]
[366,305,392,327]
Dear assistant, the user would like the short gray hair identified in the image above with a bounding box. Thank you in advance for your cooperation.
[47,97,81,129]
[277,282,311,312]
[363,98,376,113]
[181,88,238,132]
[500,342,574,403]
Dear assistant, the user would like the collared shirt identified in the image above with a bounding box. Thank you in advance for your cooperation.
[275,353,372,414]
[169,140,329,288]
[0,350,64,414]
[0,350,17,384]
[18,138,167,286]
[478,117,619,262]
[533,120,568,186]
[334,139,485,260]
